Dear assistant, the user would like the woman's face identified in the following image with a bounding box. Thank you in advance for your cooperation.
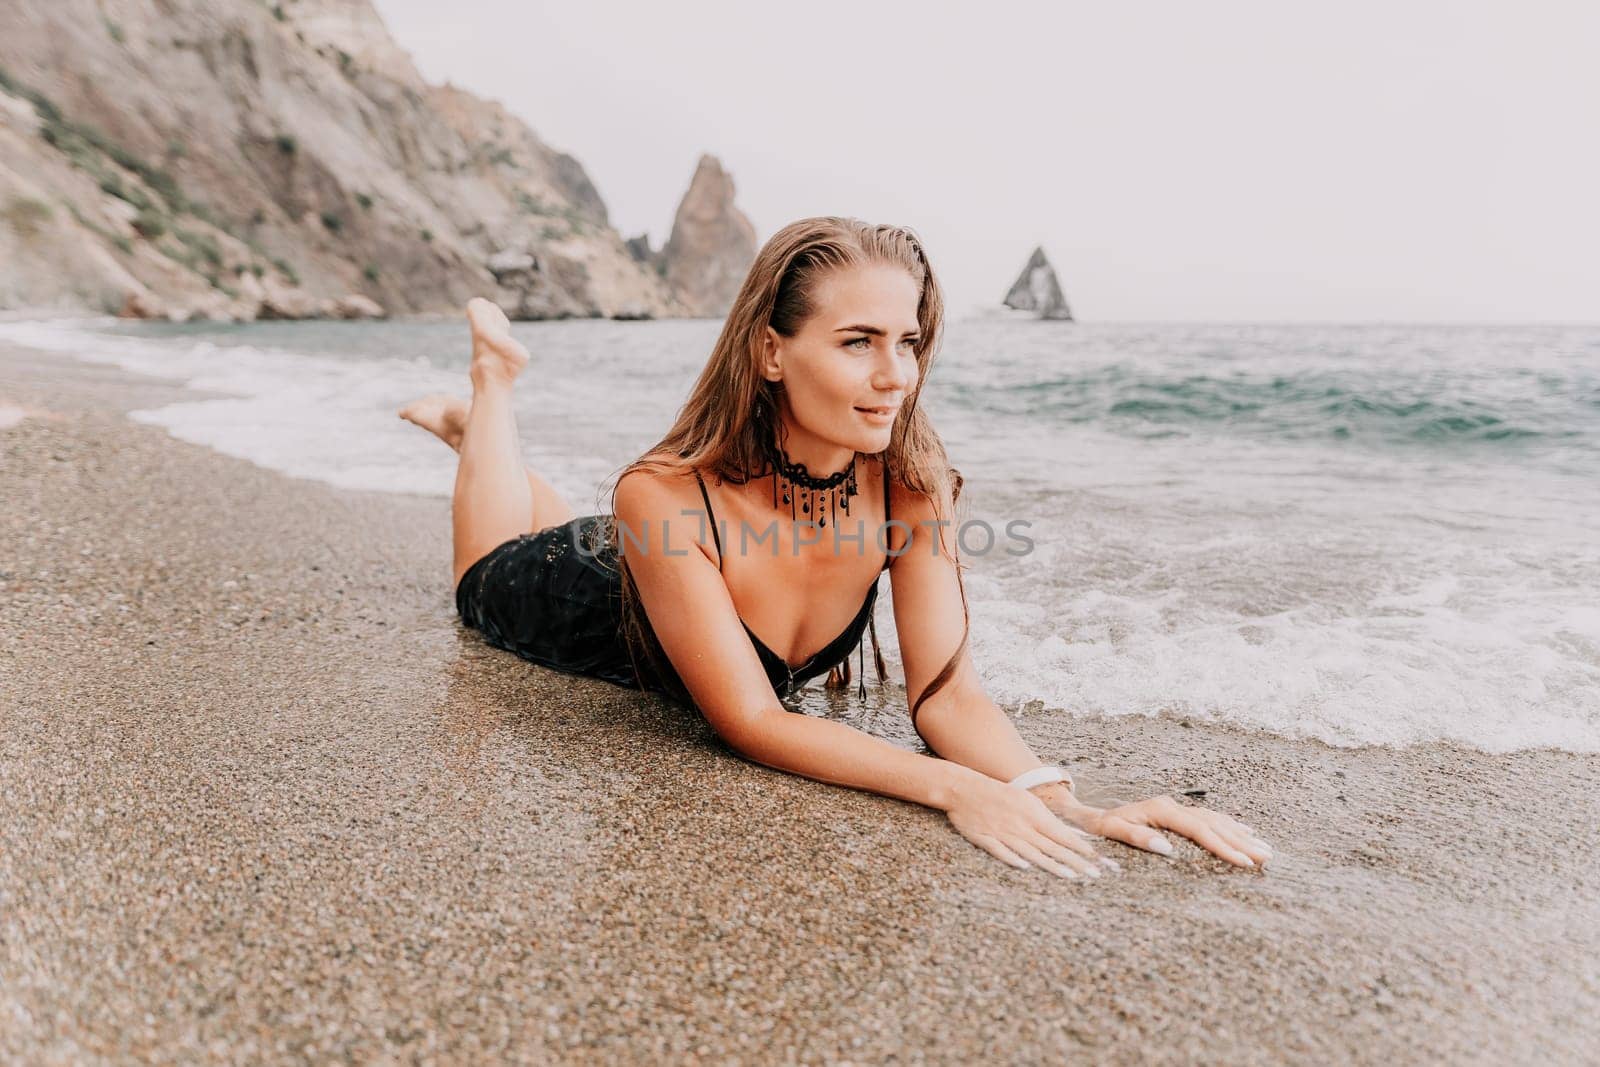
[763,263,922,465]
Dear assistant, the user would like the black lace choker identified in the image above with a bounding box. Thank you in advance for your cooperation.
[764,436,859,528]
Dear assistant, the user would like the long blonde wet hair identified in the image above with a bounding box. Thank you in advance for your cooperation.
[600,216,970,735]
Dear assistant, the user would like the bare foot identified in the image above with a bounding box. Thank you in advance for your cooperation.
[467,297,529,387]
[398,394,469,451]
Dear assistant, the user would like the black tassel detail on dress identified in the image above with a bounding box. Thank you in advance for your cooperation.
[868,613,887,685]
[857,629,867,700]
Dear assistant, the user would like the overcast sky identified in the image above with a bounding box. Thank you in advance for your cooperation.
[372,0,1599,322]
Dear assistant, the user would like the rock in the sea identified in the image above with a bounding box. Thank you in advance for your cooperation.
[657,154,758,318]
[118,290,168,321]
[257,289,326,321]
[1003,246,1074,321]
[334,294,386,319]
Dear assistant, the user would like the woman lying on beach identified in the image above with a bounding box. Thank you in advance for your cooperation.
[400,217,1273,880]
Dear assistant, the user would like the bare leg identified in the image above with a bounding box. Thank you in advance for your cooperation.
[399,393,577,537]
[439,299,575,590]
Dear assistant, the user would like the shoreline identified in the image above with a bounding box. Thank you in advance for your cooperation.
[3,339,1597,1063]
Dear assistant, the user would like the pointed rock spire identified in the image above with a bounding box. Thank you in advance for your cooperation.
[1003,246,1074,320]
[658,154,758,318]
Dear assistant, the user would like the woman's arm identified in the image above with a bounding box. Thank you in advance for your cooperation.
[730,709,1114,878]
[885,479,1051,780]
[615,469,1103,878]
[727,704,981,809]
[885,477,1275,869]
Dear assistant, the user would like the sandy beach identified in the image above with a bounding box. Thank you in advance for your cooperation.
[3,339,1597,1065]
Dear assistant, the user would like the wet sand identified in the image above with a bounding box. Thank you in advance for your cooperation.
[3,339,1597,1065]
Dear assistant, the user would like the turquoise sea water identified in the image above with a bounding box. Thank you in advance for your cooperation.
[8,317,1597,752]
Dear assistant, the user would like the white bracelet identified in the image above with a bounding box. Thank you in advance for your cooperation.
[1009,765,1072,792]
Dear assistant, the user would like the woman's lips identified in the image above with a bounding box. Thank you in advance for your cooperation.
[855,406,899,423]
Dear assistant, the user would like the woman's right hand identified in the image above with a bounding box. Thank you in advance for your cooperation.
[943,774,1116,880]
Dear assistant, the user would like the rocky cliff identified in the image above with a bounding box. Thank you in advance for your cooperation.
[655,154,758,318]
[0,0,692,321]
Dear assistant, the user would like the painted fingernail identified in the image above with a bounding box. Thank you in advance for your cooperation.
[1252,839,1274,855]
[1100,857,1122,872]
[1236,852,1255,867]
[1082,864,1101,878]
[1148,835,1174,856]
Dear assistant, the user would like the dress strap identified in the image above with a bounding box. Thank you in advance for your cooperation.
[693,469,724,571]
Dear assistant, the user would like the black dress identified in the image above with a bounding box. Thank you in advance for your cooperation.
[454,461,893,705]
[454,513,654,692]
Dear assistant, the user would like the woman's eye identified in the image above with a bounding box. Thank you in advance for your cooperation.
[846,336,918,352]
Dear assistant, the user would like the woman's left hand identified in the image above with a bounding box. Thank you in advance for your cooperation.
[1030,785,1274,869]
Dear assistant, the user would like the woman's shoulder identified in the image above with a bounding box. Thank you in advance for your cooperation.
[883,459,958,525]
[613,455,708,520]
[612,458,722,571]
